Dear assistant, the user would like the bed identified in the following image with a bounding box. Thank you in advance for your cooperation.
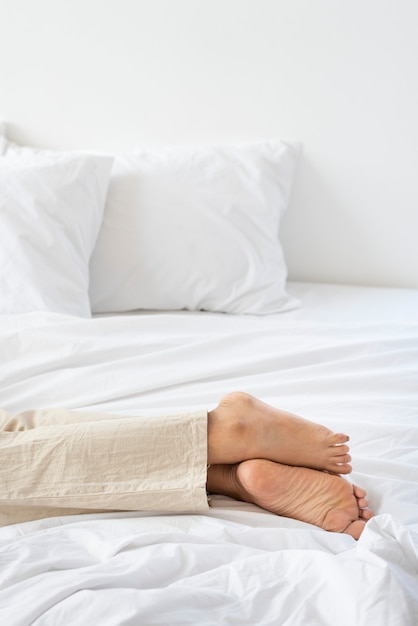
[1,126,418,625]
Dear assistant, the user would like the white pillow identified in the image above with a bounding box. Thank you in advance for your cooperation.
[0,134,113,317]
[89,141,300,314]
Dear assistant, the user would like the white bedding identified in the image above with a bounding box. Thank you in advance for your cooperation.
[1,282,418,625]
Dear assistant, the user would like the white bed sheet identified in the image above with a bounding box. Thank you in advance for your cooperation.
[0,282,417,625]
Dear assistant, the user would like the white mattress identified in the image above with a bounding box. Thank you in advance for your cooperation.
[1,282,417,625]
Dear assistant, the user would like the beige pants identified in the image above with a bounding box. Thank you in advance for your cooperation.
[0,407,209,527]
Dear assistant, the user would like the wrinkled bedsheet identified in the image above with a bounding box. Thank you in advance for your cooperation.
[1,283,417,625]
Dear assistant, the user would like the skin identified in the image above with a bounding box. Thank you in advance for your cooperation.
[206,392,374,539]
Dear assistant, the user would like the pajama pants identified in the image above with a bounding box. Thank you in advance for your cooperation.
[0,407,209,527]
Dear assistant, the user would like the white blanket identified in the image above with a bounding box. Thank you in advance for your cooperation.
[1,282,417,625]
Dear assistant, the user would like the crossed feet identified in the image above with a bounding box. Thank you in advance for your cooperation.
[207,392,374,539]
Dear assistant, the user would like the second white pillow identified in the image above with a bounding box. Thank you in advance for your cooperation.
[89,140,300,315]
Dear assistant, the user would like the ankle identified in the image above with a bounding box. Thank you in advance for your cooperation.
[207,398,252,465]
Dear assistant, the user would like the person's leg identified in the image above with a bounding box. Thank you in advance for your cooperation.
[0,407,209,526]
[1,392,361,529]
[207,392,352,473]
[206,461,374,539]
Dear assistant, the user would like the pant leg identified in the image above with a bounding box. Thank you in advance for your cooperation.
[0,407,209,527]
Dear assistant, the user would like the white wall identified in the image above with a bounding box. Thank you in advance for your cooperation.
[1,0,417,288]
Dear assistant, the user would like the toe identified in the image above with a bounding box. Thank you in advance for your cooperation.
[357,496,368,508]
[333,453,351,463]
[344,519,366,539]
[333,433,350,444]
[330,460,352,474]
[353,484,367,498]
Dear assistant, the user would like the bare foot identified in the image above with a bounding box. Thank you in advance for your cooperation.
[207,460,373,539]
[208,392,352,474]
